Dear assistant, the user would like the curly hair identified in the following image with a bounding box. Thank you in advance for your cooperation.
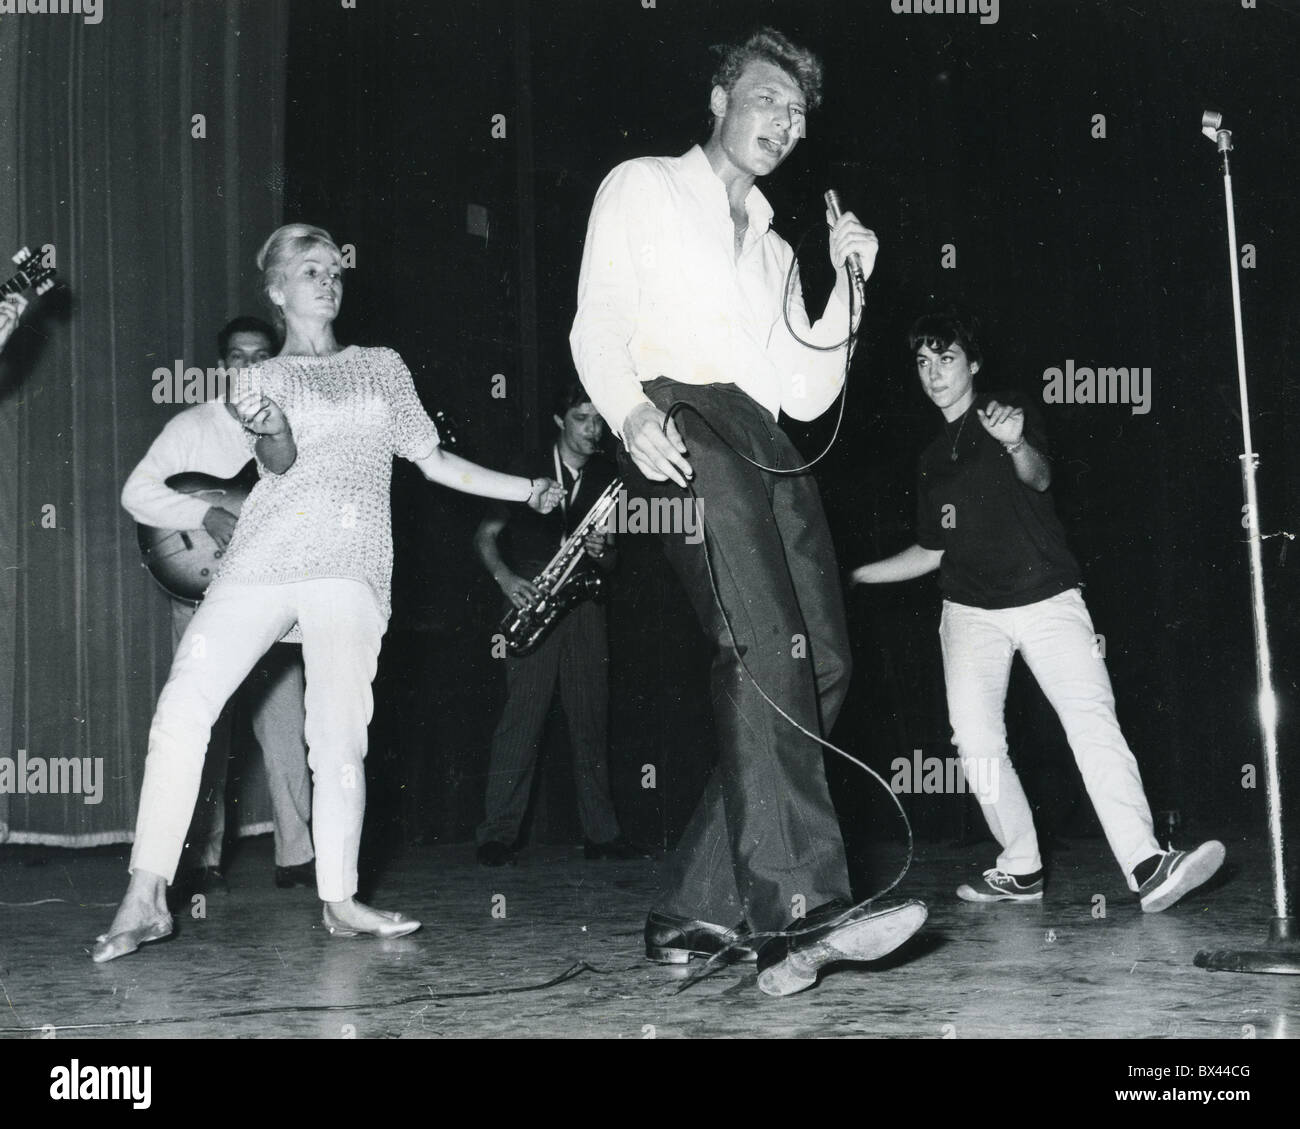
[710,26,824,112]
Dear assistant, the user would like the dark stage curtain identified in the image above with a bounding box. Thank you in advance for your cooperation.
[0,0,289,845]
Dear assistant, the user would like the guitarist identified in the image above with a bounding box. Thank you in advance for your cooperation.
[472,380,643,866]
[120,315,314,894]
[0,293,27,352]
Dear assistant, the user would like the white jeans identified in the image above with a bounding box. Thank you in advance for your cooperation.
[170,601,313,869]
[132,579,386,901]
[939,588,1160,888]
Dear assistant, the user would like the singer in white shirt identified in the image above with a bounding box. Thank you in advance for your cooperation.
[570,144,854,440]
[570,27,926,998]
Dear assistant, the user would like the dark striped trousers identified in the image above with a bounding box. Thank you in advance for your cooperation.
[627,378,854,934]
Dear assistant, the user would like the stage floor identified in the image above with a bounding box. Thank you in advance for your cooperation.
[0,834,1295,1039]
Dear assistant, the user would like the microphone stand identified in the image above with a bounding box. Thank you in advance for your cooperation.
[1193,114,1300,977]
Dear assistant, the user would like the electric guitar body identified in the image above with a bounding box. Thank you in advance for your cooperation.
[135,461,257,604]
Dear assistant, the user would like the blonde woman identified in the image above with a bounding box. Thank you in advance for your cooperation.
[95,224,562,961]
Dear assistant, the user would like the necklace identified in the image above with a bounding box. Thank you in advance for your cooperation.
[948,408,971,462]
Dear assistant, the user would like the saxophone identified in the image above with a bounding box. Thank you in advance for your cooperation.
[499,477,623,656]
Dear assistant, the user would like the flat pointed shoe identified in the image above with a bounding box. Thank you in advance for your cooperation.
[91,917,173,963]
[322,906,421,939]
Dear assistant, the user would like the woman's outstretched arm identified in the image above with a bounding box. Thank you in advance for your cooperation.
[850,543,944,585]
[414,447,563,512]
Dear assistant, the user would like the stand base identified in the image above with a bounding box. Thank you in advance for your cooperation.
[1195,917,1300,975]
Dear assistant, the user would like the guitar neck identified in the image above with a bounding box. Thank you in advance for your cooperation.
[0,275,24,298]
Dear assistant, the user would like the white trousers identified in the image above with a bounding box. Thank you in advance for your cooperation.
[170,601,312,869]
[939,588,1161,888]
[132,579,386,901]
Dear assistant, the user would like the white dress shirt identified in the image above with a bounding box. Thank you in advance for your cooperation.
[121,400,253,530]
[570,144,856,439]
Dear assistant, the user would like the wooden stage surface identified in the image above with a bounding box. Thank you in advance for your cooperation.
[0,833,1295,1040]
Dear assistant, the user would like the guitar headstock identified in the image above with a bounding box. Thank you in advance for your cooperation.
[5,246,57,297]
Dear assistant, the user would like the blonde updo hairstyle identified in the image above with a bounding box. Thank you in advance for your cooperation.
[256,223,342,330]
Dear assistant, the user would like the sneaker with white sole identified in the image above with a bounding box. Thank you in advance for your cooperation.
[957,868,1044,903]
[1138,841,1225,913]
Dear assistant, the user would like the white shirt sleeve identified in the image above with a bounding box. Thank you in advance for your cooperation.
[767,248,858,422]
[569,161,660,440]
[120,414,215,530]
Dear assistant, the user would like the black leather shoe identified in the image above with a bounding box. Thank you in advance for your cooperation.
[274,861,315,889]
[583,836,652,860]
[755,898,928,997]
[644,911,758,964]
[477,841,517,867]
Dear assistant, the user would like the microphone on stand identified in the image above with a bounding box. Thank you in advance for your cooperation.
[1201,109,1232,153]
[1191,105,1300,978]
[823,189,866,304]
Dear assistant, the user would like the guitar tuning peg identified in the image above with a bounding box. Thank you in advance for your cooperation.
[37,281,53,294]
[12,247,30,264]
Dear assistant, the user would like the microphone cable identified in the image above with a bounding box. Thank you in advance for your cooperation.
[663,221,857,478]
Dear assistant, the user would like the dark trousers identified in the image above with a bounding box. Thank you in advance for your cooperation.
[476,599,622,847]
[629,379,853,933]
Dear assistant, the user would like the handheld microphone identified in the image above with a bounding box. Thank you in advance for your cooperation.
[824,189,866,302]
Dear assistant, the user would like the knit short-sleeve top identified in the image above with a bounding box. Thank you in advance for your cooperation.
[211,345,440,629]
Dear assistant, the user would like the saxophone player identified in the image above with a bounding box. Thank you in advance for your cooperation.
[473,381,646,866]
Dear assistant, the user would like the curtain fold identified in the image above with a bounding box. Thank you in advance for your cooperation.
[0,13,21,841]
[0,0,289,845]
